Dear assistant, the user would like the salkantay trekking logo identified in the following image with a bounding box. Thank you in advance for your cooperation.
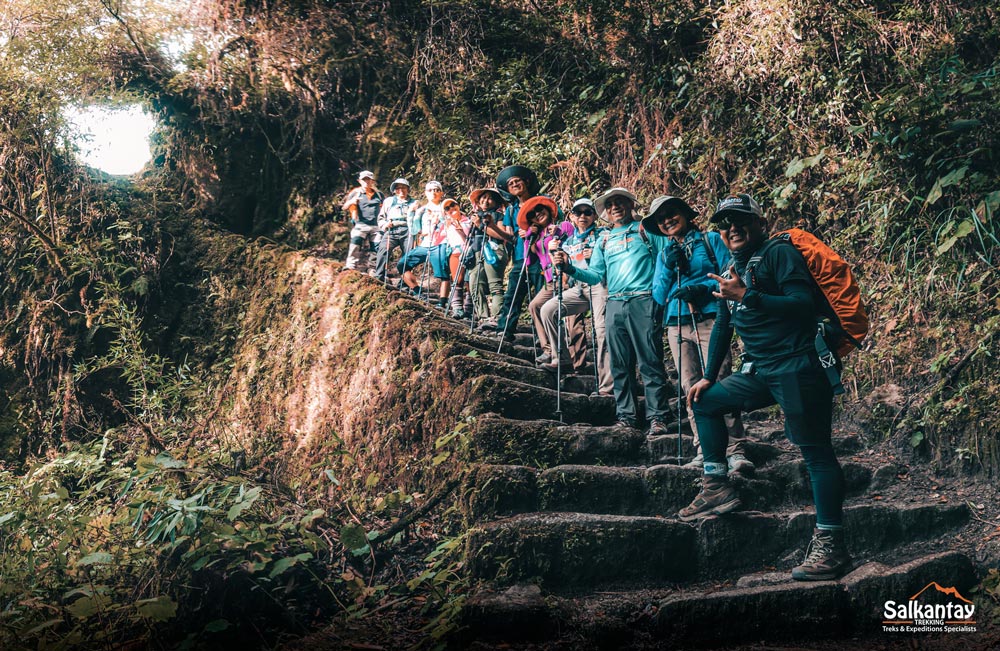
[882,582,977,633]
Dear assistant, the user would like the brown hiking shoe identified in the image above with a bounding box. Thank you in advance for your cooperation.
[791,528,853,581]
[678,475,741,521]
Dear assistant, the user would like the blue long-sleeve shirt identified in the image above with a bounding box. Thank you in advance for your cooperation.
[568,221,668,298]
[652,229,732,320]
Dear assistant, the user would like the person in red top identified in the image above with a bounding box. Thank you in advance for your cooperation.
[343,170,384,273]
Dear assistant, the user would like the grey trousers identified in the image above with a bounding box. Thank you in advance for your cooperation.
[605,295,669,424]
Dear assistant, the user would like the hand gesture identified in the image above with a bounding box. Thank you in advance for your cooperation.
[708,265,748,303]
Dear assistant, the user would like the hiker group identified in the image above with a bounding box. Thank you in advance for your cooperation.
[342,165,868,582]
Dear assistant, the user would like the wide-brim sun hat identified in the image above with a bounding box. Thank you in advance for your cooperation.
[390,177,410,192]
[641,196,699,236]
[710,193,763,224]
[593,187,638,215]
[469,187,508,207]
[516,195,557,231]
[496,165,541,199]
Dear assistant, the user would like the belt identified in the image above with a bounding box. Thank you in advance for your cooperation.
[608,290,652,300]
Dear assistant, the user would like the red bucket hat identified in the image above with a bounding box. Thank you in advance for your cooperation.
[517,196,557,231]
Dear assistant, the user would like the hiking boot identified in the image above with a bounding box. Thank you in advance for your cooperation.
[678,475,741,522]
[727,453,755,476]
[536,353,553,364]
[682,453,704,469]
[647,420,669,436]
[791,528,853,581]
[615,418,637,430]
[451,309,467,320]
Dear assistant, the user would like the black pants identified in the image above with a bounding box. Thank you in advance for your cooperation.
[692,356,845,527]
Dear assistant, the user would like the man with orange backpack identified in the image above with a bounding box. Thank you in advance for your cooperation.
[680,193,866,582]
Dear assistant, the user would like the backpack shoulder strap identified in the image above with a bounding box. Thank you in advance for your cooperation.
[637,223,653,256]
[701,231,720,275]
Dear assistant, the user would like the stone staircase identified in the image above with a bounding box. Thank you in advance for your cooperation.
[455,324,982,649]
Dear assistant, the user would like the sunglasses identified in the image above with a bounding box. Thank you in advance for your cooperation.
[604,197,632,208]
[717,214,755,229]
[572,208,595,217]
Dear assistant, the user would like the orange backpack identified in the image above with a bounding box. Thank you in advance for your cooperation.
[769,228,869,357]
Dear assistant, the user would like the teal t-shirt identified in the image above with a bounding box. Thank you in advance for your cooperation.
[570,221,668,298]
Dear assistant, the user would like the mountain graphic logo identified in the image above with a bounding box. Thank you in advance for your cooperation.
[910,582,973,604]
[883,579,977,628]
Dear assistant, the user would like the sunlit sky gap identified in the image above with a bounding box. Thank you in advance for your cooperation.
[65,105,156,176]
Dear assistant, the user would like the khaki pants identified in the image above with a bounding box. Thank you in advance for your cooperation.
[539,282,613,394]
[667,317,746,455]
[345,222,378,272]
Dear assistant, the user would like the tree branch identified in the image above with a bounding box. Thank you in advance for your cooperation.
[0,202,66,275]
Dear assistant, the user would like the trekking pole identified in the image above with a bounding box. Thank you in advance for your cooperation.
[676,267,684,465]
[417,248,431,301]
[397,228,416,293]
[446,225,479,318]
[497,235,534,355]
[555,268,564,423]
[587,284,600,395]
[687,302,707,375]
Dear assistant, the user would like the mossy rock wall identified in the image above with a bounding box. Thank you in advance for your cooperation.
[160,219,533,496]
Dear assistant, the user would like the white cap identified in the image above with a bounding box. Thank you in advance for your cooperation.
[571,198,596,213]
[359,170,375,181]
[425,180,443,191]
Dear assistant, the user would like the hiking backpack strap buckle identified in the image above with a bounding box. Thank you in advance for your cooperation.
[814,321,845,396]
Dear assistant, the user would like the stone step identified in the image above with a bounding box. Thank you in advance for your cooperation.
[464,457,873,520]
[465,502,969,590]
[468,416,647,467]
[463,375,615,425]
[461,551,978,645]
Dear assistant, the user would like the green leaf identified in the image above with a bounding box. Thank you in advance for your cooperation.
[22,619,63,636]
[67,595,109,619]
[340,523,368,551]
[927,166,969,206]
[784,158,805,178]
[365,472,380,489]
[135,595,178,622]
[269,552,312,578]
[0,511,17,526]
[926,178,944,205]
[153,453,187,469]
[466,350,480,358]
[975,190,1000,220]
[937,220,975,255]
[77,552,114,566]
[910,431,925,448]
[948,119,981,132]
[432,451,451,466]
[204,619,230,633]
